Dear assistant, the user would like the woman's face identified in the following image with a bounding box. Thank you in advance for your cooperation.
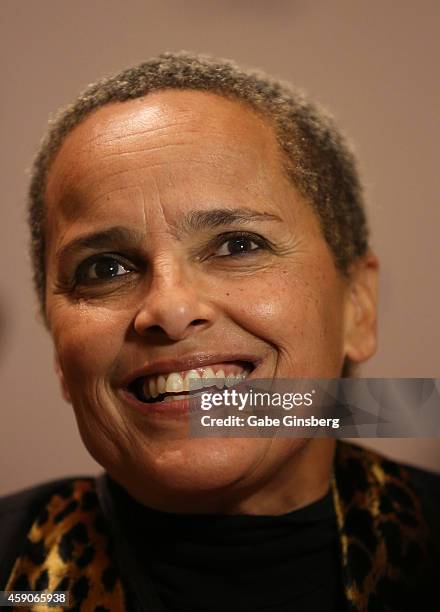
[44,90,376,513]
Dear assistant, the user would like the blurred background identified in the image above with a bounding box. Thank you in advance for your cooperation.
[1,0,439,496]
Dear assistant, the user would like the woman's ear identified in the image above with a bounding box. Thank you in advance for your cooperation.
[54,351,72,403]
[343,250,379,365]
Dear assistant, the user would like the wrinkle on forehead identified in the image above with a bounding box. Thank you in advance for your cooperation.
[45,90,295,250]
[84,89,275,143]
[46,90,281,189]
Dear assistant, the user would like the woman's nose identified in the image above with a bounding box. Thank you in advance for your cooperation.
[132,260,216,342]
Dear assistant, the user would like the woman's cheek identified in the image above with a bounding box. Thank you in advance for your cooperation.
[52,305,128,385]
[222,272,315,342]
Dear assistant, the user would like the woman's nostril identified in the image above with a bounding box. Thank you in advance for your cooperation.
[191,319,207,327]
[148,325,165,334]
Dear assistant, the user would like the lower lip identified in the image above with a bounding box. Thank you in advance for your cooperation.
[119,388,214,417]
[118,377,255,418]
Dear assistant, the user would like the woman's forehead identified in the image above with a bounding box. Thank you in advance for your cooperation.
[44,89,297,232]
[46,90,282,189]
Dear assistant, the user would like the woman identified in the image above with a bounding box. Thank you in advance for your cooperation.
[1,53,438,611]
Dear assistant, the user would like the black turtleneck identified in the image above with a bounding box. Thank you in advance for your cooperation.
[106,477,345,612]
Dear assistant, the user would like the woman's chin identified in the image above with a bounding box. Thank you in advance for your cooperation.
[106,437,277,512]
[102,436,308,513]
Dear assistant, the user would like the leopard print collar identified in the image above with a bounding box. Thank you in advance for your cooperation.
[331,442,430,611]
[6,442,430,611]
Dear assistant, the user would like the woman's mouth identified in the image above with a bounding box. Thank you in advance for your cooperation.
[127,361,254,404]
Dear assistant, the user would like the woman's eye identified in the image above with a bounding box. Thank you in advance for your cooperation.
[76,256,132,283]
[215,234,262,257]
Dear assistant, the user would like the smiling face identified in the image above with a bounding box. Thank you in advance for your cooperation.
[44,90,378,514]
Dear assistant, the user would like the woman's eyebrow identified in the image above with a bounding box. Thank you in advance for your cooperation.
[55,209,282,261]
[180,208,283,233]
[56,226,144,261]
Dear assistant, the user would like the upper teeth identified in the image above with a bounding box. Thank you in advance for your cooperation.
[142,366,251,400]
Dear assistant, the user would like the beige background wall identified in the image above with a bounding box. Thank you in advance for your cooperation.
[1,0,439,496]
